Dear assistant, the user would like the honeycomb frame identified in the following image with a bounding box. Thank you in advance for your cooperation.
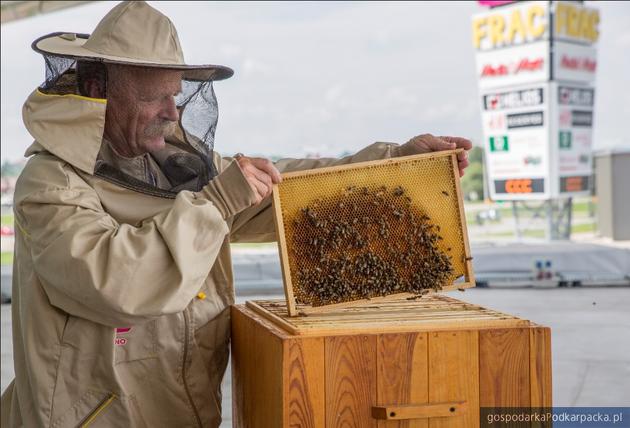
[272,149,475,316]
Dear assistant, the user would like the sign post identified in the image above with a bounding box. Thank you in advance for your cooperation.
[472,0,599,239]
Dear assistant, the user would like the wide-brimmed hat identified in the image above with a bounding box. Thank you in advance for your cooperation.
[31,1,233,81]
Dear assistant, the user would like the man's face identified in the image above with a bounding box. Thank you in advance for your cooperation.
[104,65,183,157]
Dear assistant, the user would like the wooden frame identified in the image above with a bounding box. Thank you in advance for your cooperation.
[272,149,475,316]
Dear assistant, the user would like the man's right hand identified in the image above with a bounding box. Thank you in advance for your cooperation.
[234,155,282,204]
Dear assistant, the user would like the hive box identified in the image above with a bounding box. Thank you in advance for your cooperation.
[231,295,552,427]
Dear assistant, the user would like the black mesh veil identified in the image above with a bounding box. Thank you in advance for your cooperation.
[37,53,220,195]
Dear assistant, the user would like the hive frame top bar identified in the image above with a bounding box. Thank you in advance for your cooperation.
[272,149,475,317]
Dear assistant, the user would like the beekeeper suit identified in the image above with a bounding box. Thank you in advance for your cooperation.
[0,2,471,427]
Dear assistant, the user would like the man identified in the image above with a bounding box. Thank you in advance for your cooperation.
[1,2,470,427]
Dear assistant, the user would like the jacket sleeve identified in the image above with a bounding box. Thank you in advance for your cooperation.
[15,159,255,326]
[229,142,401,243]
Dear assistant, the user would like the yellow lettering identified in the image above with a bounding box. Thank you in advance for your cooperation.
[472,17,487,48]
[507,9,526,44]
[555,2,568,37]
[488,14,505,47]
[527,5,546,39]
[567,4,579,37]
[589,11,600,42]
[578,9,591,40]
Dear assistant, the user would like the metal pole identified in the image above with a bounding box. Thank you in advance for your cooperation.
[546,200,553,241]
[512,201,522,240]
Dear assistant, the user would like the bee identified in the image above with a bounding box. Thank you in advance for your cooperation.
[441,190,449,196]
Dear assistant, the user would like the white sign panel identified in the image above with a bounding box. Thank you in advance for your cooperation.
[476,41,550,90]
[549,83,594,196]
[481,84,551,200]
[553,41,597,84]
[472,1,549,51]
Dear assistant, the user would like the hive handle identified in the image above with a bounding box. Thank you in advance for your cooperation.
[371,401,467,420]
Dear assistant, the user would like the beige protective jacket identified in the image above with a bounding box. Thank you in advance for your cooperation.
[0,89,401,427]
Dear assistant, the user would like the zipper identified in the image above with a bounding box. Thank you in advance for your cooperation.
[78,393,117,428]
[183,309,203,427]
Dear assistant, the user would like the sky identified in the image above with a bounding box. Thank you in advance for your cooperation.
[1,1,629,163]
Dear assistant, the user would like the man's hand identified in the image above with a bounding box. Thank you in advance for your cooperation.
[234,154,282,204]
[399,134,473,177]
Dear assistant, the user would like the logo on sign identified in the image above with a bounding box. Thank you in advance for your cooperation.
[489,136,509,152]
[483,88,543,111]
[571,110,593,127]
[507,111,544,129]
[495,178,545,194]
[480,57,544,78]
[560,175,589,193]
[486,114,505,130]
[559,131,572,149]
[524,156,542,166]
[560,55,596,73]
[558,87,594,106]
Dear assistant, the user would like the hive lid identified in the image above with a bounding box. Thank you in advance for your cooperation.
[245,295,530,337]
[272,149,475,316]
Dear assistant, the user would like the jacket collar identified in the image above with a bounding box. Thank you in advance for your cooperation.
[22,89,106,174]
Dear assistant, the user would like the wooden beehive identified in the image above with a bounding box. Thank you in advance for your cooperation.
[272,150,474,316]
[231,295,552,428]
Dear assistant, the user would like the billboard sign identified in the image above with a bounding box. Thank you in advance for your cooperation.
[473,1,598,200]
[481,85,551,200]
[550,84,594,196]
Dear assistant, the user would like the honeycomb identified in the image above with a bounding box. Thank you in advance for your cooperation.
[273,150,474,313]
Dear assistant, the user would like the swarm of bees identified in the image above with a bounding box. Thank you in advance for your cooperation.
[290,185,454,306]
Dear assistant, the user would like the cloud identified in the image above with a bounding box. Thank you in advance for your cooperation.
[2,1,628,163]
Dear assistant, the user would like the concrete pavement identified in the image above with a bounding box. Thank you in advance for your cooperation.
[2,287,629,427]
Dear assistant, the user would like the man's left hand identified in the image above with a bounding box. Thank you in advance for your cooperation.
[398,133,473,177]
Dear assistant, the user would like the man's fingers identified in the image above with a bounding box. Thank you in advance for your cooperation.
[458,158,469,177]
[249,157,282,184]
[235,155,276,204]
[250,167,273,197]
[440,136,473,151]
[425,134,456,151]
[250,177,271,200]
[457,150,468,162]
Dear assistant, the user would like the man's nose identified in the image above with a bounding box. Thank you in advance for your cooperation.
[161,96,179,122]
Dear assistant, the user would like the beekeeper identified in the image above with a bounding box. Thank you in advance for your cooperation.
[0,1,471,426]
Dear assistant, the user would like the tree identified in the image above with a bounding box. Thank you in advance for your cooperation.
[460,147,484,201]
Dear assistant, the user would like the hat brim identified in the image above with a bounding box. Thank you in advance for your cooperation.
[32,32,234,81]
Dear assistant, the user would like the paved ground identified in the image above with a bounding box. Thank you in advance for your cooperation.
[2,287,629,427]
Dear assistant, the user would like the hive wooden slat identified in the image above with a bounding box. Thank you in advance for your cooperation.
[245,295,528,337]
[272,149,475,316]
[530,327,553,408]
[285,338,325,427]
[479,329,531,408]
[377,333,429,428]
[326,335,378,427]
[428,331,479,428]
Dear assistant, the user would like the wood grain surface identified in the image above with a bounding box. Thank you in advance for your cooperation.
[285,338,325,427]
[377,333,429,428]
[326,335,377,428]
[428,331,479,428]
[479,328,531,407]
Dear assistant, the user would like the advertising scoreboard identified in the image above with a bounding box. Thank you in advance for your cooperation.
[472,1,599,200]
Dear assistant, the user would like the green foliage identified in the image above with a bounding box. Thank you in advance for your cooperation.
[461,147,484,201]
[1,160,23,177]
